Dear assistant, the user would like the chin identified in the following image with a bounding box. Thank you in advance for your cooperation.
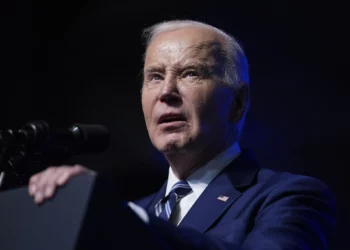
[152,128,195,153]
[154,137,189,154]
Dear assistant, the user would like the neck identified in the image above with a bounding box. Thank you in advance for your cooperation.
[165,131,237,179]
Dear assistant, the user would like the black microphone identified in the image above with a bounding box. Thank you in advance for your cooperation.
[15,120,110,155]
[0,121,110,190]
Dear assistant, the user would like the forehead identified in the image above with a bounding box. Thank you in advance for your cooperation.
[144,27,226,67]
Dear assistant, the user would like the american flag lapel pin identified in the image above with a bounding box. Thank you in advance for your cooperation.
[217,195,229,202]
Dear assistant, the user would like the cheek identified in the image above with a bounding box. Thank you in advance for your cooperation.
[141,90,160,135]
[141,94,152,125]
[191,87,232,126]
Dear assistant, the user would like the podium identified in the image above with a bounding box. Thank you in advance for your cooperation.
[0,174,165,250]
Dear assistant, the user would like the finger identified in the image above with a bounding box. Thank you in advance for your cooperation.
[32,167,57,203]
[33,165,90,204]
[35,166,72,202]
[56,170,70,186]
[43,184,55,199]
[56,165,87,186]
[29,171,46,197]
[42,166,75,199]
[28,181,37,196]
[41,166,72,199]
[28,173,41,196]
[29,174,39,184]
[34,191,44,204]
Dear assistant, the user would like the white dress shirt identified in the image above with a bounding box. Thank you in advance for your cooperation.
[128,142,241,225]
[165,142,241,225]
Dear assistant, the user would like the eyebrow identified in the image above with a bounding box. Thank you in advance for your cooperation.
[144,65,165,74]
[177,62,213,73]
[144,62,217,79]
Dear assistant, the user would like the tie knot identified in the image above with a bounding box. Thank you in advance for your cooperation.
[155,180,192,220]
[169,180,192,198]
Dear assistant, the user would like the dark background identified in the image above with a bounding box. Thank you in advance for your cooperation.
[1,0,348,249]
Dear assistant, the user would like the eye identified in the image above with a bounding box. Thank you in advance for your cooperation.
[149,74,163,81]
[183,70,199,78]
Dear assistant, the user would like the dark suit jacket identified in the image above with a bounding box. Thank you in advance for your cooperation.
[135,150,336,250]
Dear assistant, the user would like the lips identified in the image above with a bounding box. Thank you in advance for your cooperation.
[158,113,187,124]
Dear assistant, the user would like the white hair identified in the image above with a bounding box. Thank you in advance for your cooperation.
[142,20,250,88]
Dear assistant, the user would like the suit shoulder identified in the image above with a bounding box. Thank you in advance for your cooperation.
[256,169,335,205]
[264,170,331,189]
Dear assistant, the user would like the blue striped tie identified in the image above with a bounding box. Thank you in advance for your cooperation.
[155,180,192,221]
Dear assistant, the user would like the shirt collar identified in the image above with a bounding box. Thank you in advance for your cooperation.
[166,142,241,197]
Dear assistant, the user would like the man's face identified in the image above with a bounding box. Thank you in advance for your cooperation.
[141,27,235,154]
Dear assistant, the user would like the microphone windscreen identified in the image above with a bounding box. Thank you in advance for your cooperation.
[72,124,110,154]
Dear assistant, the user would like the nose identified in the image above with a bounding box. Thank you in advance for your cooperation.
[159,75,182,105]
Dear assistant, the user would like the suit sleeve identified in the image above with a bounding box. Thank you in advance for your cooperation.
[142,175,335,250]
[240,175,336,249]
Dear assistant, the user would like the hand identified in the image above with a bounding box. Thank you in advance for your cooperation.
[28,164,94,204]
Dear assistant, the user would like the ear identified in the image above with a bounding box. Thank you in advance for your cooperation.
[229,81,249,123]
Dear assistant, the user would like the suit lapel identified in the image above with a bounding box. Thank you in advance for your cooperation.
[178,150,259,233]
[146,181,167,215]
[178,172,241,233]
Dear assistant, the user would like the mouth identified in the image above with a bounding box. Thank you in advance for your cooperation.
[158,113,187,125]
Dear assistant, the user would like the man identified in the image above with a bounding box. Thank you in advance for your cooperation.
[28,20,335,249]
